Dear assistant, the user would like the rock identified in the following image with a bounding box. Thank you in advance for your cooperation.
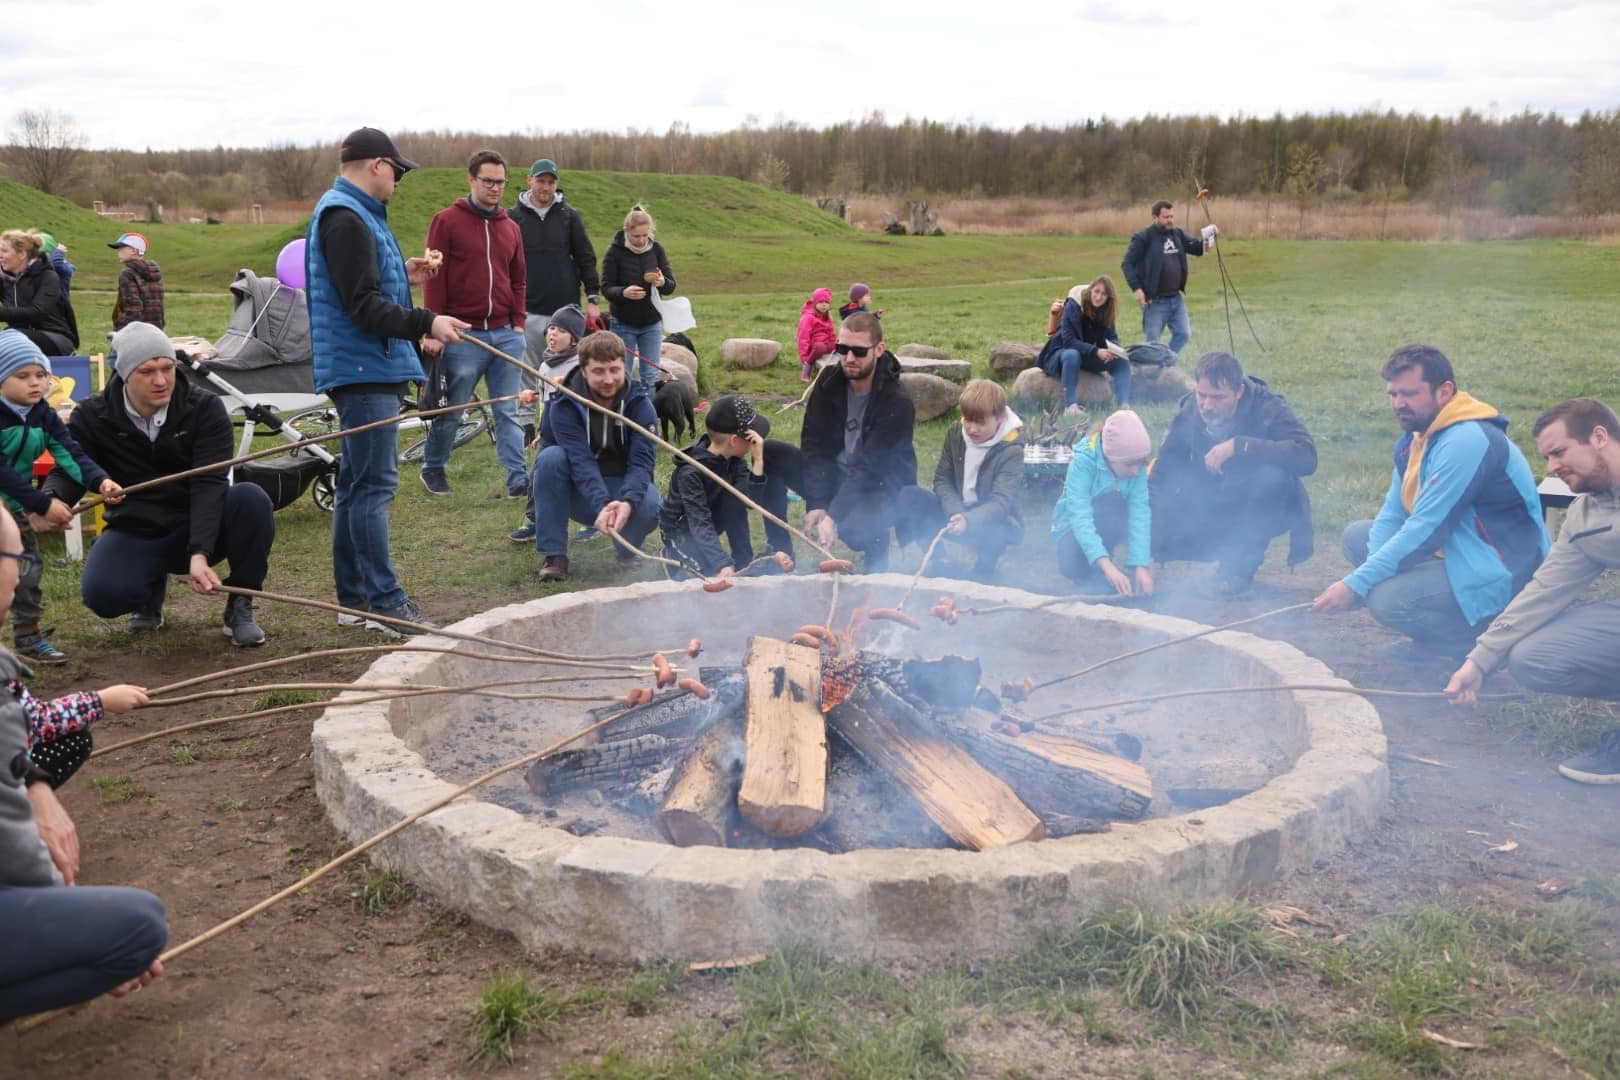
[897,343,950,360]
[897,355,972,384]
[661,341,699,377]
[661,360,697,391]
[899,372,961,422]
[988,341,1040,378]
[1132,363,1195,404]
[1011,367,1113,413]
[720,338,782,369]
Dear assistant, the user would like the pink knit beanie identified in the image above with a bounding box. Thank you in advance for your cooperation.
[812,287,833,304]
[1101,409,1151,463]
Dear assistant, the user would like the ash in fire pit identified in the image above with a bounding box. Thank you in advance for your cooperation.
[524,642,1152,852]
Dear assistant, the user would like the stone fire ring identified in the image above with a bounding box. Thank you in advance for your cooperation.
[312,576,1387,962]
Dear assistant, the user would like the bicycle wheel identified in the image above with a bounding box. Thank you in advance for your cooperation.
[285,407,341,441]
[400,411,487,463]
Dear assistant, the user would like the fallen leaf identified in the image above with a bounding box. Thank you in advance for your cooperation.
[1422,1028,1481,1050]
[1486,840,1519,854]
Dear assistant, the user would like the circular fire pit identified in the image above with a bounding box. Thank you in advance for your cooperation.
[312,576,1386,961]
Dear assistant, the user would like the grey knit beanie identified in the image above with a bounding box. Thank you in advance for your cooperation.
[111,322,175,381]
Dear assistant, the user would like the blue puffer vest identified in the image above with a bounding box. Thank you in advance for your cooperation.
[306,177,424,393]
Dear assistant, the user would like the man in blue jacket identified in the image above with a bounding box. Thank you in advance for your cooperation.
[1312,344,1548,658]
[531,331,661,582]
[1120,200,1216,355]
[307,127,467,636]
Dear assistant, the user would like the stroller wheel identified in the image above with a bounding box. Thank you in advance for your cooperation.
[311,469,338,513]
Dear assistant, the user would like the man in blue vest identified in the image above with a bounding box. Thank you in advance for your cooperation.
[307,128,468,636]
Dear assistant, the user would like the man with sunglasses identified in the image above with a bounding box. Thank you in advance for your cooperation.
[307,127,468,637]
[799,312,922,570]
[418,149,528,498]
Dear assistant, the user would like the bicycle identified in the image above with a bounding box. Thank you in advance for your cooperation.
[283,396,493,465]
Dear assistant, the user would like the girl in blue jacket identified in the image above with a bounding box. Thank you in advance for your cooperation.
[1052,409,1154,595]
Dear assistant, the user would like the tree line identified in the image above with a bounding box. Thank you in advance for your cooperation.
[8,106,1620,217]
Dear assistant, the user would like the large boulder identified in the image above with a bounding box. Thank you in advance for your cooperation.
[1010,368,1112,413]
[897,355,972,384]
[1131,363,1195,404]
[988,341,1040,378]
[661,341,699,377]
[897,343,950,360]
[661,360,697,391]
[720,338,781,369]
[899,372,961,422]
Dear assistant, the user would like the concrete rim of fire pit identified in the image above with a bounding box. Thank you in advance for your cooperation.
[312,576,1387,962]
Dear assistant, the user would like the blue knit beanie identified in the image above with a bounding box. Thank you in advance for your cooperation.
[0,330,50,385]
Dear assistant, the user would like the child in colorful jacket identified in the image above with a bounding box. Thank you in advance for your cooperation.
[797,287,836,382]
[1052,409,1155,596]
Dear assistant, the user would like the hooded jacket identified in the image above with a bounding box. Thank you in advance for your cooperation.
[0,647,61,887]
[1346,394,1548,625]
[934,410,1024,540]
[1151,375,1317,565]
[508,192,601,316]
[800,349,917,519]
[0,256,79,351]
[45,366,234,556]
[1036,296,1115,375]
[1052,430,1152,568]
[797,291,836,363]
[0,399,110,515]
[600,231,675,328]
[1121,223,1205,300]
[538,364,658,514]
[658,435,767,575]
[423,197,526,330]
[112,257,164,331]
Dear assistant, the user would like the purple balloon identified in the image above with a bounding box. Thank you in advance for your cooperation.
[275,238,307,290]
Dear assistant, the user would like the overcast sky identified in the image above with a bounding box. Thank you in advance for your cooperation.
[6,0,1618,150]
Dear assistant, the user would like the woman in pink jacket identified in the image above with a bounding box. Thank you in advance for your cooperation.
[796,287,836,382]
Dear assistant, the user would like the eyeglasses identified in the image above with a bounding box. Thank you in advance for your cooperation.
[0,551,41,577]
[474,176,508,188]
[834,343,874,358]
[382,160,406,183]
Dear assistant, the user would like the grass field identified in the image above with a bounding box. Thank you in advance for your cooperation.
[8,172,1620,1076]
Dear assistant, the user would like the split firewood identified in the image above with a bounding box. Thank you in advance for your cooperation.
[656,713,743,847]
[737,636,828,838]
[526,734,680,796]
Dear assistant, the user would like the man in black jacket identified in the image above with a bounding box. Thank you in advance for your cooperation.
[43,322,275,644]
[800,312,925,570]
[1150,351,1316,597]
[510,159,601,426]
[1120,199,1216,355]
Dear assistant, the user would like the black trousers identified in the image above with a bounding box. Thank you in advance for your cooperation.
[1152,463,1297,579]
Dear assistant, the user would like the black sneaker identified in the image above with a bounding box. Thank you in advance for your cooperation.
[1198,574,1253,599]
[1557,729,1620,785]
[420,469,451,496]
[508,521,536,543]
[366,598,439,638]
[15,632,67,665]
[129,580,166,632]
[508,479,530,499]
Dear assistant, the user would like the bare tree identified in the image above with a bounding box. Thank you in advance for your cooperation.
[261,141,323,201]
[6,107,87,195]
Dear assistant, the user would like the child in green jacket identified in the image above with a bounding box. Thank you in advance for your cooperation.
[927,378,1025,579]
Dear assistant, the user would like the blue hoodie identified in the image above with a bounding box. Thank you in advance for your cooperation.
[1051,431,1152,568]
[538,363,658,514]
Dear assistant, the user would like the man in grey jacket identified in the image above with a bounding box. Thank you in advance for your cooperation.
[1445,397,1620,784]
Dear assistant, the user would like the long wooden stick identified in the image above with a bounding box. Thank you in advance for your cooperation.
[1033,682,1520,723]
[457,333,840,565]
[70,394,520,515]
[897,526,950,613]
[1027,603,1311,695]
[144,675,635,709]
[22,705,631,1032]
[600,525,719,584]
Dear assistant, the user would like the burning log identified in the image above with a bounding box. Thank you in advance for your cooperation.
[932,708,1152,822]
[656,712,743,847]
[827,680,1044,850]
[588,671,744,743]
[526,734,678,796]
[737,637,828,838]
[817,749,953,851]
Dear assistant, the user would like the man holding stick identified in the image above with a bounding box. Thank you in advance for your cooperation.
[307,127,467,635]
[1446,397,1620,784]
[43,322,275,644]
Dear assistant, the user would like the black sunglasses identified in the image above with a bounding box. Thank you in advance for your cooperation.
[834,343,874,358]
[383,159,406,183]
[0,551,41,578]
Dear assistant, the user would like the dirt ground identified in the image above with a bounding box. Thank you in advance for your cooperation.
[6,569,1619,1077]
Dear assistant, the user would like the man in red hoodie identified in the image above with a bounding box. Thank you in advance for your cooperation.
[419,150,528,497]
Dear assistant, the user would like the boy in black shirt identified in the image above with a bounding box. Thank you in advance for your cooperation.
[658,396,774,579]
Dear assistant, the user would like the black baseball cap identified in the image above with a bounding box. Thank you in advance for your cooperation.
[705,395,769,437]
[339,127,419,172]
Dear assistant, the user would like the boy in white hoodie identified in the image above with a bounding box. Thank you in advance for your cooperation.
[926,379,1025,579]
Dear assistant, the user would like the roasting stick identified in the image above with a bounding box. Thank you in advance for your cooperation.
[1026,602,1311,695]
[141,676,632,709]
[959,592,1132,616]
[18,705,634,1033]
[68,395,521,516]
[895,526,950,613]
[600,526,726,588]
[1033,683,1520,723]
[457,333,842,567]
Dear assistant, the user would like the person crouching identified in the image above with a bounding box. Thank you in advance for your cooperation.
[920,378,1025,580]
[1052,409,1155,596]
[658,395,775,580]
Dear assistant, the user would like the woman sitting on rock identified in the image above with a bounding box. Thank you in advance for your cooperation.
[1035,275,1127,414]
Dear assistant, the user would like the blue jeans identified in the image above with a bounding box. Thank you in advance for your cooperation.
[611,318,663,389]
[331,387,407,611]
[0,884,167,1023]
[530,444,662,557]
[422,327,527,491]
[80,483,275,617]
[1341,519,1485,652]
[1053,348,1133,407]
[1142,294,1192,354]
